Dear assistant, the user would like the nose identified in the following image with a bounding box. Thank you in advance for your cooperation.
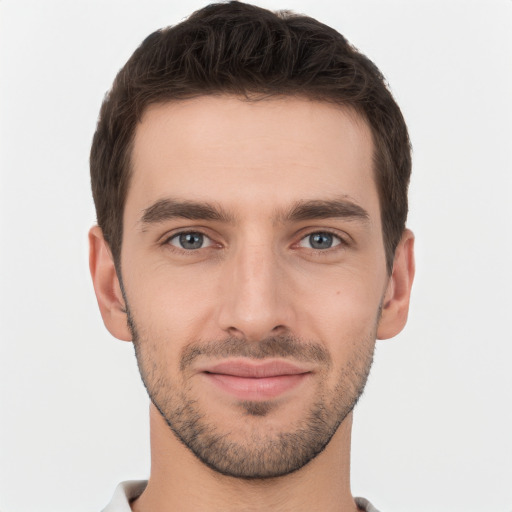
[216,241,294,342]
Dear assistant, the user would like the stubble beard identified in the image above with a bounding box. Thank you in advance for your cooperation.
[126,306,377,480]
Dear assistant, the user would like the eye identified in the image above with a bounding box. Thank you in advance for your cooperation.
[168,232,213,250]
[298,232,342,250]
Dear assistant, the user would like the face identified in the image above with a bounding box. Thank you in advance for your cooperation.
[119,96,391,478]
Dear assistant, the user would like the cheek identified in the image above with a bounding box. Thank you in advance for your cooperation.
[125,264,220,346]
[293,266,384,352]
[303,286,379,392]
[123,239,387,355]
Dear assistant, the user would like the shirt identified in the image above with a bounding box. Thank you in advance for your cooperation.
[102,480,380,511]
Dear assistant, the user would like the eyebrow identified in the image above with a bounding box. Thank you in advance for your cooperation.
[139,198,235,227]
[138,196,369,228]
[283,198,370,223]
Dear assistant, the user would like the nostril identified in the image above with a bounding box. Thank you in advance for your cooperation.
[226,326,244,337]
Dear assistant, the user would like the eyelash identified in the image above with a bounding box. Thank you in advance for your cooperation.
[162,230,217,256]
[161,229,349,254]
[296,230,347,251]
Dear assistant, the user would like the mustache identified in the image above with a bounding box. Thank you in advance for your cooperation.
[180,335,332,371]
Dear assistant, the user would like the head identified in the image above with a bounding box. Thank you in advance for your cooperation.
[90,1,411,275]
[89,1,414,480]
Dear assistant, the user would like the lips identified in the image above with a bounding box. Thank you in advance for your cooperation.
[198,360,312,401]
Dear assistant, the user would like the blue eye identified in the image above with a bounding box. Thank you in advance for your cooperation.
[299,232,341,250]
[169,232,212,250]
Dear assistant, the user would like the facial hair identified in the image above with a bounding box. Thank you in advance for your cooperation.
[126,304,377,480]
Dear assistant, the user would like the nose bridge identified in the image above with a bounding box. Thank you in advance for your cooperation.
[217,235,290,340]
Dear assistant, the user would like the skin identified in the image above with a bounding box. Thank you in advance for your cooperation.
[89,96,415,512]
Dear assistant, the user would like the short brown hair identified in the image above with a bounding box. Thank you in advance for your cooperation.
[90,1,411,273]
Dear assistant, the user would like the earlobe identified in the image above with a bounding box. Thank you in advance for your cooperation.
[377,229,415,340]
[88,226,132,341]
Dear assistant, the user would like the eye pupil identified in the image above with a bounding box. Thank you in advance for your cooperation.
[309,232,333,249]
[179,232,203,250]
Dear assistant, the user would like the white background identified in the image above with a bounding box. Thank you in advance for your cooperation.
[1,1,511,511]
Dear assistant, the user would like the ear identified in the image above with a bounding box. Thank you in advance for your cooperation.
[377,229,415,340]
[89,226,132,341]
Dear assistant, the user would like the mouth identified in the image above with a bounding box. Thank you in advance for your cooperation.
[198,360,312,401]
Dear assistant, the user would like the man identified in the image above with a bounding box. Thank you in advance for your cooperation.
[89,2,415,511]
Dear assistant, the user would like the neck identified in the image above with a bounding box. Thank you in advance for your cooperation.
[131,404,358,512]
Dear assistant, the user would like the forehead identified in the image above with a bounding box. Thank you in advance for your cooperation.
[127,95,377,222]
